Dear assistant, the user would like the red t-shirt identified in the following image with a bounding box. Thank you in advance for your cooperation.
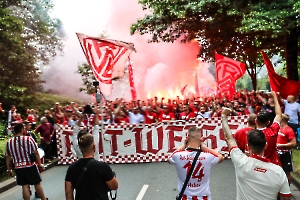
[277,126,296,151]
[233,127,253,153]
[82,114,95,126]
[260,122,281,166]
[115,116,129,124]
[144,111,158,124]
[179,111,196,121]
[35,123,54,143]
[158,110,175,122]
[26,114,36,123]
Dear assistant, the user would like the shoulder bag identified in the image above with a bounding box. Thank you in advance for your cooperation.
[176,147,201,200]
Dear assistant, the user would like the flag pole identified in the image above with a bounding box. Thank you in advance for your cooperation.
[93,81,106,163]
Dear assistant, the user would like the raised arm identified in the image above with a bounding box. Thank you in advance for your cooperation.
[270,91,282,123]
[221,108,237,150]
[257,94,267,105]
[76,113,85,127]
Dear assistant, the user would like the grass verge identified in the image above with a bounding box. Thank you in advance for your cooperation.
[293,147,300,177]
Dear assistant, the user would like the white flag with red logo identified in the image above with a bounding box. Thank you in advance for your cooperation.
[76,33,135,96]
[215,52,246,98]
[127,57,137,100]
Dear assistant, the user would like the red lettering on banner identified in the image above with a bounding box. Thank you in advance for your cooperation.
[105,129,123,156]
[166,125,186,153]
[219,124,239,152]
[98,131,103,154]
[201,124,218,149]
[219,124,239,141]
[147,126,163,154]
[133,126,164,155]
[62,131,73,157]
[132,127,147,154]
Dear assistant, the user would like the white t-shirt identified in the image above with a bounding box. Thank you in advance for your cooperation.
[129,112,145,124]
[284,100,300,124]
[169,149,219,200]
[72,125,100,161]
[195,111,211,119]
[230,147,291,200]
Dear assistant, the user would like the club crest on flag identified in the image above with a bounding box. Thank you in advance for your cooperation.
[215,52,246,98]
[76,33,136,96]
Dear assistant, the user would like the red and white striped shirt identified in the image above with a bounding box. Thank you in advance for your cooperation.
[5,136,38,169]
[258,121,281,166]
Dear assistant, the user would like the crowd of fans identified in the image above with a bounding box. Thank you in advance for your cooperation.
[1,90,300,128]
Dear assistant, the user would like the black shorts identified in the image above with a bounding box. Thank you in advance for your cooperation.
[278,151,293,172]
[15,165,42,186]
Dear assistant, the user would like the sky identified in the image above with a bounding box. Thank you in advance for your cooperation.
[44,0,216,101]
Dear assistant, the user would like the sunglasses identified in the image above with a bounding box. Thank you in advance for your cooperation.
[163,107,168,110]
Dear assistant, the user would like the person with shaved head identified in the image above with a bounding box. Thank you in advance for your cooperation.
[168,127,224,200]
[280,94,300,148]
[233,113,257,154]
[65,134,118,200]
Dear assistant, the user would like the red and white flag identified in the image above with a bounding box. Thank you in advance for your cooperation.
[127,57,137,100]
[215,52,246,98]
[181,85,188,96]
[261,51,300,99]
[76,33,135,96]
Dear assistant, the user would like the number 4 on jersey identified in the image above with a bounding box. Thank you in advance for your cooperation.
[183,161,205,182]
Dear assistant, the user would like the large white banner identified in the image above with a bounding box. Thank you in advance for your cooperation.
[56,116,247,164]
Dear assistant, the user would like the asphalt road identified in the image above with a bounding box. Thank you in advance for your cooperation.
[0,160,236,200]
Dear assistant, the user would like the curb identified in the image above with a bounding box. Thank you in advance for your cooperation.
[0,158,58,194]
[292,172,300,189]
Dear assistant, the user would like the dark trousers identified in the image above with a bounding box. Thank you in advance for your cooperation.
[41,142,52,159]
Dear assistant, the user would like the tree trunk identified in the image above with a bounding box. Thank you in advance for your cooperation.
[286,28,299,81]
[248,63,257,91]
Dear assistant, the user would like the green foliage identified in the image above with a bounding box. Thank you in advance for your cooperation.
[236,74,253,91]
[293,148,300,177]
[77,63,97,95]
[0,0,65,108]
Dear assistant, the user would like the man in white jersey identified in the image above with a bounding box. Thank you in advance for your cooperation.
[71,104,100,161]
[168,127,224,200]
[221,108,291,200]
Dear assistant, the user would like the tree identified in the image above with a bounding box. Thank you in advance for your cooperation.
[77,63,97,95]
[238,0,300,81]
[131,0,299,90]
[0,0,65,107]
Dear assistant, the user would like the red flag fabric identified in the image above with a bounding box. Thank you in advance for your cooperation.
[181,85,188,96]
[261,51,300,99]
[195,71,200,97]
[76,33,135,96]
[127,57,137,100]
[215,52,246,98]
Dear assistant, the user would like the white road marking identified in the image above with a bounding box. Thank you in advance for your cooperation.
[136,184,149,200]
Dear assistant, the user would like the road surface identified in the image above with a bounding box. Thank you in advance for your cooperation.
[1,159,299,200]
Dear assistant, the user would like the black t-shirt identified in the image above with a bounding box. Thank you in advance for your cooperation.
[65,158,114,200]
[264,104,276,124]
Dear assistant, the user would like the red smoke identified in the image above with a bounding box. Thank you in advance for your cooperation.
[104,0,216,100]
